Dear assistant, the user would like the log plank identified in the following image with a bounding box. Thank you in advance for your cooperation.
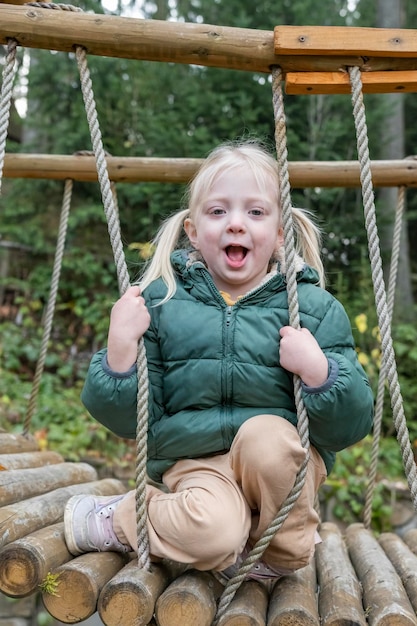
[315,522,366,626]
[4,154,417,187]
[217,579,268,626]
[286,70,417,95]
[274,25,417,57]
[155,570,223,626]
[267,559,319,626]
[98,560,172,626]
[0,451,63,470]
[403,528,417,555]
[0,433,39,455]
[0,478,126,548]
[346,523,417,626]
[0,523,71,597]
[378,532,417,614]
[42,551,129,623]
[0,462,98,506]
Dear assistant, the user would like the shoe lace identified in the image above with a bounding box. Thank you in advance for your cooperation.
[91,504,119,550]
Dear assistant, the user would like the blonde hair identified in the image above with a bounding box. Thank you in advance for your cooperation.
[139,140,325,300]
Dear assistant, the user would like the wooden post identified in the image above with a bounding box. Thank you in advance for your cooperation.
[98,560,173,626]
[0,462,98,506]
[346,523,417,626]
[216,580,269,626]
[378,532,417,614]
[267,560,319,626]
[0,450,63,470]
[0,478,126,548]
[42,551,129,623]
[403,528,417,555]
[315,522,366,626]
[0,432,39,454]
[0,523,72,597]
[155,570,223,626]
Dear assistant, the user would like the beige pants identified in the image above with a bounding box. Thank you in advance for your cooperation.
[113,414,327,572]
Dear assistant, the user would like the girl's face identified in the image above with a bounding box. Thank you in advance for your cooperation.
[184,165,283,299]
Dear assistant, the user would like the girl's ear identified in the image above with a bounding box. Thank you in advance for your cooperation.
[184,218,199,249]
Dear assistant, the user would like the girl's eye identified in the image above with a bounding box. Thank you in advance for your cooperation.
[250,208,264,216]
[209,207,225,215]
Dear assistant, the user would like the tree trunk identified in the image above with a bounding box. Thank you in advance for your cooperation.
[376,0,414,321]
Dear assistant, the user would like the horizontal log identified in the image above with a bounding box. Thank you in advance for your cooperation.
[346,523,417,626]
[378,532,417,614]
[216,579,268,626]
[2,7,417,75]
[3,154,202,184]
[316,522,366,626]
[286,70,417,94]
[0,478,126,548]
[0,450,63,470]
[0,522,72,597]
[0,433,39,454]
[267,559,319,626]
[155,569,223,626]
[98,560,172,626]
[0,462,98,506]
[3,154,417,187]
[42,551,129,623]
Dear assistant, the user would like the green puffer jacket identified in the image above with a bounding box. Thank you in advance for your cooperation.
[82,250,374,483]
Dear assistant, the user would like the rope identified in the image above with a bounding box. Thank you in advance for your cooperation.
[349,66,417,509]
[363,186,405,528]
[214,65,310,623]
[74,44,150,568]
[14,0,150,568]
[0,39,18,196]
[23,179,73,436]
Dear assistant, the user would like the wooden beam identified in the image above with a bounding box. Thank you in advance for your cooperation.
[3,154,417,187]
[0,5,277,73]
[286,70,417,95]
[2,6,417,74]
[275,25,417,57]
[3,154,202,184]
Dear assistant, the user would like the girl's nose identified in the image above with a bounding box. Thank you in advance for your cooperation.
[226,211,246,232]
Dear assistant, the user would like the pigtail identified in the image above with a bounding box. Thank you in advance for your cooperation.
[139,208,190,302]
[291,207,325,288]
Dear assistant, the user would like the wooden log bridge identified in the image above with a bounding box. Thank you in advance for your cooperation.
[2,433,417,625]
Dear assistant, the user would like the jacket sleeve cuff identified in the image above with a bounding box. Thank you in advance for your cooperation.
[101,352,137,378]
[301,357,339,394]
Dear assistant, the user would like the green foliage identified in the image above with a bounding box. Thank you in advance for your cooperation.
[325,436,406,532]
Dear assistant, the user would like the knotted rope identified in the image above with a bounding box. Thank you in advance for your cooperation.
[22,178,73,437]
[349,66,417,509]
[0,39,18,196]
[75,44,151,570]
[215,65,310,622]
[24,1,152,568]
[363,185,405,528]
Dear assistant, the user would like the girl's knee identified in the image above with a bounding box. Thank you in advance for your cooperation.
[232,414,306,468]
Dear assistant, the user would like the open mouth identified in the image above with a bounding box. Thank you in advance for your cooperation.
[225,245,248,263]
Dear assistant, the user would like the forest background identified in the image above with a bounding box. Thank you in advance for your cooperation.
[1,0,417,530]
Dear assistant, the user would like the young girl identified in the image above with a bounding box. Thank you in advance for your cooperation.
[64,140,374,582]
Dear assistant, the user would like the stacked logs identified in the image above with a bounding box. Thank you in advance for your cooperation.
[2,431,417,625]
